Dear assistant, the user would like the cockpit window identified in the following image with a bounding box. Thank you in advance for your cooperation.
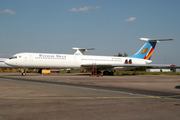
[9,56,17,59]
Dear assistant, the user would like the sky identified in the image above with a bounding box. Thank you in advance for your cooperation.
[0,0,180,65]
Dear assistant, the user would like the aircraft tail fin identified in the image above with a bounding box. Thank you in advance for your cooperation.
[128,38,173,60]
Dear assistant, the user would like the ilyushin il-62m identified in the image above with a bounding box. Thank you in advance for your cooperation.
[5,38,174,76]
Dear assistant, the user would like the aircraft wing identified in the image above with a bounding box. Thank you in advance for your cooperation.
[81,63,175,68]
[81,63,112,68]
[112,64,175,67]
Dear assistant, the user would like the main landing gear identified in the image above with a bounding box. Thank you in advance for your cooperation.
[90,63,115,76]
[103,70,114,75]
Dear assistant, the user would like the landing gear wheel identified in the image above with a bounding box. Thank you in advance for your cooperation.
[103,71,109,75]
[103,71,114,75]
[22,72,26,76]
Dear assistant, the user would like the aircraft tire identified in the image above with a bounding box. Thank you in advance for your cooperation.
[103,71,114,75]
[22,73,26,76]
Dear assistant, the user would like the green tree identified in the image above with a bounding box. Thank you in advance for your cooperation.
[114,53,128,57]
[123,53,128,57]
[118,53,123,57]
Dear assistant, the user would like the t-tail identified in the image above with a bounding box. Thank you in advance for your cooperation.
[128,38,173,60]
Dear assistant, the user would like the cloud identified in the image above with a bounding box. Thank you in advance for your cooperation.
[0,9,16,15]
[69,6,100,12]
[124,17,136,22]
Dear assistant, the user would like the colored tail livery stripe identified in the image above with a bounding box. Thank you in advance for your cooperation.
[144,44,156,60]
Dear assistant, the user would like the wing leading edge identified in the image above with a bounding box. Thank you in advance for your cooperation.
[81,63,175,68]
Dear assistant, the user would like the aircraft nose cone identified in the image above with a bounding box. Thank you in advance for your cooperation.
[4,59,11,65]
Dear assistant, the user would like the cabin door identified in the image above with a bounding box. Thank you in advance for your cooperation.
[29,55,33,62]
[74,56,77,63]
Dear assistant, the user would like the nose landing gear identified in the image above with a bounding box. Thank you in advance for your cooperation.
[22,68,26,76]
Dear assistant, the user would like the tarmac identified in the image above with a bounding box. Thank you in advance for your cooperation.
[0,72,180,120]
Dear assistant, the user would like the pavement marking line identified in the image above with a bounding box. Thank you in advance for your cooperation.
[1,77,180,100]
[0,96,157,100]
[0,95,180,100]
[0,77,136,95]
[107,80,139,87]
[170,89,180,91]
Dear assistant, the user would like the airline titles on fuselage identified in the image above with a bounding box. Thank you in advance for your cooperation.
[35,54,66,60]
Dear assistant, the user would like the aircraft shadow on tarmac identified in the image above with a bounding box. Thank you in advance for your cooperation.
[76,73,137,76]
[1,73,140,77]
[175,86,180,89]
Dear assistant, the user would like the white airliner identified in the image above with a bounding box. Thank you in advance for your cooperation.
[0,48,93,69]
[5,38,174,76]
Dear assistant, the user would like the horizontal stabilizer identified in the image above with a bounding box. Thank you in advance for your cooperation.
[73,47,95,55]
[73,47,95,51]
[140,38,173,42]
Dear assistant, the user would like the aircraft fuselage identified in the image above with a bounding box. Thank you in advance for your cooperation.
[5,53,151,70]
